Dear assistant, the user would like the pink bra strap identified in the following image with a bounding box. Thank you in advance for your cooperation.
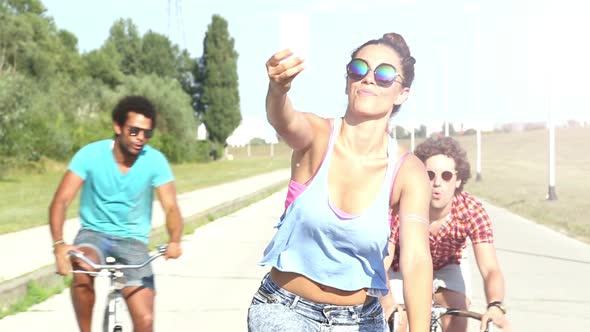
[389,151,412,198]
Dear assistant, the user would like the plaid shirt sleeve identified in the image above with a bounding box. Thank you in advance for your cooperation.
[462,192,494,244]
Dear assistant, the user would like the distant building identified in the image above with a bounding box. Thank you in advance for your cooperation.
[197,123,207,141]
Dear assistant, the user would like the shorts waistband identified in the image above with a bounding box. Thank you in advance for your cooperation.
[259,273,380,324]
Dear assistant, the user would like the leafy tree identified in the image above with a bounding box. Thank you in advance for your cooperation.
[0,1,83,80]
[83,43,124,87]
[0,0,45,15]
[197,15,241,145]
[104,18,142,76]
[140,30,177,77]
[175,48,196,103]
[0,71,32,158]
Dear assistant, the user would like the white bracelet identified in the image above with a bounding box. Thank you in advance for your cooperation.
[399,214,429,225]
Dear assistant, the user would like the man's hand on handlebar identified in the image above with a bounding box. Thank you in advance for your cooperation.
[53,243,78,276]
[164,241,182,260]
[481,306,511,332]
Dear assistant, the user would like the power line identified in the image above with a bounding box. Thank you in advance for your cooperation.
[167,0,186,50]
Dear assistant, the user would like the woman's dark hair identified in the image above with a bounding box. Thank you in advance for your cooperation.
[351,32,416,115]
[112,95,157,129]
[414,136,471,194]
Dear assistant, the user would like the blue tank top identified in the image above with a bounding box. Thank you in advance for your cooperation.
[260,118,398,295]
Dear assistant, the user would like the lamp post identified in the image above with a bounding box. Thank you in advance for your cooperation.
[476,127,482,181]
[547,94,558,200]
[441,43,450,137]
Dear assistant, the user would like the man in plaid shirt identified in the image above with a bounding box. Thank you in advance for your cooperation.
[388,136,510,332]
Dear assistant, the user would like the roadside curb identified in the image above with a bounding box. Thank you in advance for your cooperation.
[0,179,288,314]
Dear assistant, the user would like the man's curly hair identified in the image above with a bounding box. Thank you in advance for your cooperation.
[414,136,471,193]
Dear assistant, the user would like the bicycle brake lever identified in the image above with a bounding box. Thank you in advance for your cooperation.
[157,244,168,254]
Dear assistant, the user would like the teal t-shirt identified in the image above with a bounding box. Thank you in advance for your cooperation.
[68,139,174,243]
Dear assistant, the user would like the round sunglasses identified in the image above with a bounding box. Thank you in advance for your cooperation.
[346,58,402,88]
[427,170,456,182]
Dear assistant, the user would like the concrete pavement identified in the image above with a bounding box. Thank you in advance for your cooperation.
[1,175,590,330]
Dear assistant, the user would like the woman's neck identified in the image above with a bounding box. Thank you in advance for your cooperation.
[339,117,389,156]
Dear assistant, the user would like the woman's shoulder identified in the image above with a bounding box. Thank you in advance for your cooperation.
[389,152,430,206]
[304,113,335,130]
[397,152,425,174]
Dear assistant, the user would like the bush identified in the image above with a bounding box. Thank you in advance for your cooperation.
[464,128,477,136]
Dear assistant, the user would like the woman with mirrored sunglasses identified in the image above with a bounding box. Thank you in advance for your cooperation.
[247,33,433,332]
[388,136,511,332]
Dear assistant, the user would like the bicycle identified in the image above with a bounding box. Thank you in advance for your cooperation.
[69,244,168,332]
[388,304,495,332]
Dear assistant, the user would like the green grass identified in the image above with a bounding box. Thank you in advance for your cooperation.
[0,277,71,319]
[0,143,292,234]
[399,127,590,243]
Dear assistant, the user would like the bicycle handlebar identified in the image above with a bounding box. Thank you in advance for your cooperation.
[440,308,483,320]
[69,244,168,271]
[389,305,494,332]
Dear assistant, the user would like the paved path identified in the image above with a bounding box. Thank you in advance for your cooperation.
[1,186,589,330]
[469,202,590,331]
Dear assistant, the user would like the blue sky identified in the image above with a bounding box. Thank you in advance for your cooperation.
[43,0,589,132]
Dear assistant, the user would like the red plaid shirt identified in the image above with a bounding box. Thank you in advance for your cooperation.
[391,191,494,271]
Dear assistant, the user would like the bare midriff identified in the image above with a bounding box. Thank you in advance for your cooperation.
[270,267,370,306]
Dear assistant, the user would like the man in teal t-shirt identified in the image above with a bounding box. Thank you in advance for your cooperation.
[49,95,183,332]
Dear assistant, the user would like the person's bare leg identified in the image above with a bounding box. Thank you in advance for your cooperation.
[123,286,155,332]
[433,288,470,332]
[71,247,100,332]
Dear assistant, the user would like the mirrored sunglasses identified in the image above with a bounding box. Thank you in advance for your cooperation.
[427,170,456,182]
[128,126,154,139]
[346,58,400,88]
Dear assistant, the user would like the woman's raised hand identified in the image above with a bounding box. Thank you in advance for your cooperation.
[266,49,305,95]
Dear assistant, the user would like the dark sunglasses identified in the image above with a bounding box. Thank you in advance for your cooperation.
[128,126,154,139]
[427,170,456,182]
[346,58,401,88]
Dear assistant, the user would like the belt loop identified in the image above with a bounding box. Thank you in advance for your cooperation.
[289,295,300,309]
[261,272,270,285]
[349,306,359,323]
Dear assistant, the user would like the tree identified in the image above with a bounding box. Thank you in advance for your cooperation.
[441,122,456,136]
[83,44,124,87]
[0,1,83,80]
[174,48,196,104]
[416,124,427,138]
[197,15,241,145]
[104,18,142,76]
[1,0,45,15]
[140,30,177,77]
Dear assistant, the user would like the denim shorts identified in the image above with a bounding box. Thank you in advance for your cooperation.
[247,273,388,332]
[73,228,155,290]
[388,250,472,303]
